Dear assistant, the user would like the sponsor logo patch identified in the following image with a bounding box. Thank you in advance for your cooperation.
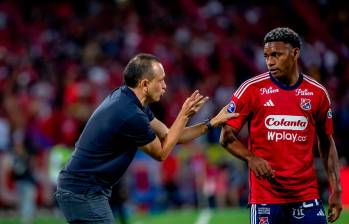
[227,101,236,113]
[267,131,307,142]
[257,207,271,215]
[296,89,314,96]
[260,87,279,95]
[265,115,308,131]
[327,108,332,118]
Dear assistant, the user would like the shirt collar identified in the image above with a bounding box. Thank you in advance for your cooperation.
[121,85,144,108]
[269,72,303,90]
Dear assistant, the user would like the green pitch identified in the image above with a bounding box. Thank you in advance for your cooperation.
[130,208,349,224]
[0,208,348,224]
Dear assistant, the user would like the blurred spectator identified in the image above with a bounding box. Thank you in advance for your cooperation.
[48,145,72,186]
[161,154,182,209]
[12,128,37,224]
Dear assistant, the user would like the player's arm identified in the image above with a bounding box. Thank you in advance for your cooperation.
[177,104,239,143]
[220,125,275,179]
[140,90,207,161]
[149,105,239,144]
[317,131,342,223]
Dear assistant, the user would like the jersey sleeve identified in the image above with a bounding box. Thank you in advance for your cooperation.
[144,106,155,121]
[121,112,156,146]
[315,89,333,135]
[226,85,254,131]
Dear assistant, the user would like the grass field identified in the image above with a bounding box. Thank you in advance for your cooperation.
[0,208,348,224]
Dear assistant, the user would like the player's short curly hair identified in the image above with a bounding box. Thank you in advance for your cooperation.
[264,27,301,49]
[123,53,160,87]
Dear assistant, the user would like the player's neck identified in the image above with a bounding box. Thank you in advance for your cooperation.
[277,73,299,86]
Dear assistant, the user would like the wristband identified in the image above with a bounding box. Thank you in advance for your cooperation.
[204,119,213,131]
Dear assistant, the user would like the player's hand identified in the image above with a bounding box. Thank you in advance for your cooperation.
[180,90,209,118]
[328,190,342,222]
[247,155,275,180]
[210,104,239,127]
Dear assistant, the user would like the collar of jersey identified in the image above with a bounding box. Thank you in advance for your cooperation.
[269,72,303,90]
[121,85,144,109]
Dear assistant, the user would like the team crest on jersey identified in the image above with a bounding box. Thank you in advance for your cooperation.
[259,217,269,224]
[300,98,311,110]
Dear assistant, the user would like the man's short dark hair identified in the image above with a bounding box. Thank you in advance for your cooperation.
[123,53,160,87]
[264,27,301,49]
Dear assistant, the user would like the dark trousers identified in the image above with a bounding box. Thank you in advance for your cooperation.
[55,188,115,224]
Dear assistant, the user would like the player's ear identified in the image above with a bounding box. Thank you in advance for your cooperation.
[293,48,300,60]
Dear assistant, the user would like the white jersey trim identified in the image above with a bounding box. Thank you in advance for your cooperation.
[303,75,331,103]
[234,74,270,99]
[234,73,269,98]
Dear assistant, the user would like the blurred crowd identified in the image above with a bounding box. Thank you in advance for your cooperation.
[0,0,348,222]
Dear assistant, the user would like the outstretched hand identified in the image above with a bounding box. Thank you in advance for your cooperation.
[180,90,209,118]
[210,104,240,127]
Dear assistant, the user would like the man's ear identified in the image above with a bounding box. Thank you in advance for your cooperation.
[140,79,147,87]
[293,48,300,60]
[140,79,149,93]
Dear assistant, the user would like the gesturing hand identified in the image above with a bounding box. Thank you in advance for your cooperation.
[248,155,275,180]
[180,90,209,118]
